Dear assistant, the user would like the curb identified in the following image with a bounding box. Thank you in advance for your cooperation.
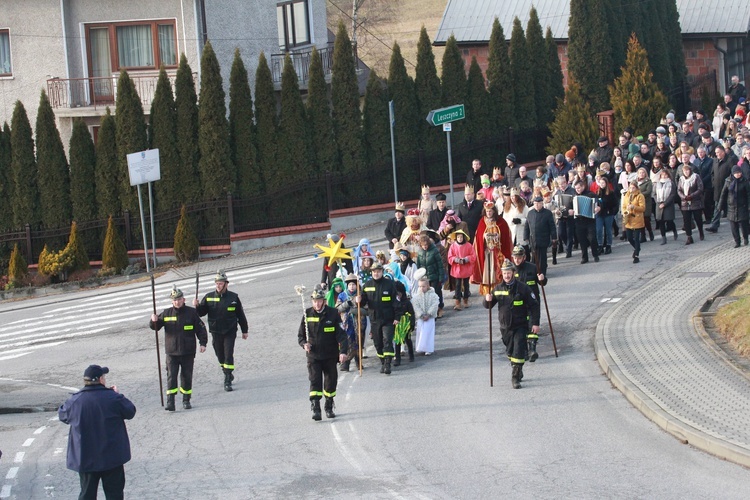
[595,270,750,469]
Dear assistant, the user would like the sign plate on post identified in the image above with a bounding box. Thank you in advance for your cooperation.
[426,104,465,127]
[443,122,452,132]
[127,149,161,186]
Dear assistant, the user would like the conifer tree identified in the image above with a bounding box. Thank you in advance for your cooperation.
[276,54,310,192]
[387,41,420,191]
[101,215,129,273]
[546,81,599,156]
[545,28,565,110]
[175,54,201,203]
[440,35,466,145]
[0,122,11,232]
[95,109,120,218]
[509,18,536,131]
[487,18,516,135]
[526,8,551,129]
[66,221,90,272]
[173,205,199,262]
[663,0,688,99]
[8,243,29,287]
[149,67,180,212]
[36,89,72,240]
[603,0,627,78]
[568,0,613,112]
[465,57,491,144]
[307,47,339,176]
[69,119,97,222]
[228,48,260,199]
[414,26,443,156]
[609,34,670,137]
[198,41,234,199]
[115,70,147,214]
[362,71,391,169]
[331,21,364,176]
[10,101,39,229]
[645,0,672,92]
[254,52,277,183]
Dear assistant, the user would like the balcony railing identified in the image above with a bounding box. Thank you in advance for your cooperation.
[270,45,334,85]
[46,72,184,110]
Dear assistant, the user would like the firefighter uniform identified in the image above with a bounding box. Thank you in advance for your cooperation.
[298,289,348,420]
[483,267,540,388]
[150,287,208,410]
[512,249,547,362]
[359,263,402,374]
[196,271,249,391]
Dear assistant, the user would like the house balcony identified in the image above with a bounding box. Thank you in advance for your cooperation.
[46,71,186,117]
[270,45,334,90]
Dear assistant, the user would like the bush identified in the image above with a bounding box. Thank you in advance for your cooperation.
[173,205,199,262]
[37,244,75,279]
[67,221,90,272]
[8,243,29,287]
[102,215,129,273]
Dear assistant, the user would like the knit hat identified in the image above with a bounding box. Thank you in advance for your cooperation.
[732,165,742,174]
[555,153,565,163]
[481,174,491,185]
[506,153,516,162]
[666,112,675,121]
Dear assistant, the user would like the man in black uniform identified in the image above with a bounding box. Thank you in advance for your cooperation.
[298,287,348,421]
[194,270,249,392]
[385,202,407,249]
[483,259,540,389]
[524,195,557,276]
[150,286,207,411]
[356,262,402,375]
[511,246,546,362]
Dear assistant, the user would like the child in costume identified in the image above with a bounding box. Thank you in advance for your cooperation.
[412,275,439,355]
[393,281,415,365]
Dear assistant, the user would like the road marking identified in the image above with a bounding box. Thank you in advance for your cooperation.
[13,452,24,463]
[0,485,11,498]
[33,426,47,435]
[4,468,18,480]
[22,438,34,447]
[330,422,363,472]
[238,267,291,284]
[54,448,64,455]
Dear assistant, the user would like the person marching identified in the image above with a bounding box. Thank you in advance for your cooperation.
[356,262,402,374]
[194,270,249,392]
[483,259,540,389]
[510,246,546,362]
[150,286,208,411]
[298,287,348,420]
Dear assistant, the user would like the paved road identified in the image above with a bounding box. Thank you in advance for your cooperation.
[1,221,749,498]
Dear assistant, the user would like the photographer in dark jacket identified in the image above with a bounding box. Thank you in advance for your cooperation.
[59,365,136,500]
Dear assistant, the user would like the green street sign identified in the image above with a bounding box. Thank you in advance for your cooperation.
[426,104,465,126]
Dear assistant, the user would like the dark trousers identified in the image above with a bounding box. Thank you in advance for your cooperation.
[430,280,444,309]
[212,333,237,370]
[453,278,470,300]
[307,357,338,400]
[703,190,715,223]
[574,219,598,258]
[530,246,548,276]
[626,228,642,256]
[557,218,575,253]
[659,219,676,237]
[682,209,703,237]
[708,205,723,230]
[79,465,125,500]
[166,354,194,396]
[501,325,528,364]
[371,320,395,358]
[729,220,750,244]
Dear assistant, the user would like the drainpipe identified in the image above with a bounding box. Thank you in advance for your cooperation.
[712,38,728,95]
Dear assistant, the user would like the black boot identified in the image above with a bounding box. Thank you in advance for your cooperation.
[552,247,558,265]
[224,370,233,392]
[511,364,522,389]
[380,358,386,373]
[340,359,350,372]
[698,227,704,240]
[673,224,678,240]
[604,245,611,254]
[394,347,402,367]
[661,235,667,245]
[165,394,175,412]
[384,357,392,375]
[324,397,336,418]
[529,340,538,362]
[311,399,322,421]
[182,394,192,410]
[406,338,415,362]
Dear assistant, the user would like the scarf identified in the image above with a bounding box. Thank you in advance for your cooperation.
[682,173,696,196]
[655,179,672,203]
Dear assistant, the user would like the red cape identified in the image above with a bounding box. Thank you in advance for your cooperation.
[471,216,512,285]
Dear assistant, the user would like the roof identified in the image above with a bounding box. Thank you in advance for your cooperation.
[434,0,750,44]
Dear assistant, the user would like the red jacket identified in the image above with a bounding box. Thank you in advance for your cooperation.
[447,240,476,279]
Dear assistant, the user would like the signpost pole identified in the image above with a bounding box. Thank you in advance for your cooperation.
[147,181,158,269]
[445,127,454,209]
[389,100,398,204]
[426,104,464,209]
[136,184,151,273]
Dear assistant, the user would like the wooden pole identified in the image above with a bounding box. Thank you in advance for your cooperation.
[195,270,199,303]
[535,249,558,357]
[150,274,165,406]
[488,298,494,387]
[357,280,363,376]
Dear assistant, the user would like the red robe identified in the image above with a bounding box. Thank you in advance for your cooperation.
[471,216,512,294]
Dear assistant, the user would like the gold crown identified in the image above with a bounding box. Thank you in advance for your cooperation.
[421,185,430,194]
[395,202,406,212]
[464,185,475,193]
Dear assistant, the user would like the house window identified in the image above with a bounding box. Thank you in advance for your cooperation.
[86,20,177,74]
[277,0,310,51]
[0,30,11,77]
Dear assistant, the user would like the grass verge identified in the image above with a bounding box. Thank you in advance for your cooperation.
[714,273,750,357]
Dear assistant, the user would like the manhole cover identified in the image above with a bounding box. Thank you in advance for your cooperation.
[681,272,715,278]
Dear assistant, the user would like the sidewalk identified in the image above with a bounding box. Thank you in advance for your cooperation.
[596,242,750,468]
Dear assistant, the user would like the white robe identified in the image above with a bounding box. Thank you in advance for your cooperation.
[411,287,440,353]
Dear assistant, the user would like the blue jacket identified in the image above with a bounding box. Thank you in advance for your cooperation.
[58,384,136,472]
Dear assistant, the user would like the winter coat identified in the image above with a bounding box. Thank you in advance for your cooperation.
[523,207,557,248]
[712,155,735,201]
[417,241,446,284]
[503,202,529,245]
[298,305,348,361]
[636,177,653,217]
[150,305,208,356]
[58,384,136,473]
[621,190,646,229]
[718,175,750,222]
[411,286,440,319]
[677,173,705,211]
[447,240,476,279]
[653,178,677,221]
[196,289,248,336]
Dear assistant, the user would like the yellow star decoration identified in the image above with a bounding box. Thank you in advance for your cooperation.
[314,234,353,269]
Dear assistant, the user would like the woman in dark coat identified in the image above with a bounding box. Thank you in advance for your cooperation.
[717,165,750,247]
[654,168,678,244]
[677,163,705,245]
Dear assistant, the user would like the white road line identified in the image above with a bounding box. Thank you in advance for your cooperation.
[0,485,11,498]
[22,438,34,447]
[33,426,47,435]
[0,352,33,361]
[0,342,67,356]
[0,308,144,338]
[53,448,64,455]
[5,314,54,326]
[13,452,24,463]
[4,468,18,480]
[330,423,363,472]
[0,327,113,350]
